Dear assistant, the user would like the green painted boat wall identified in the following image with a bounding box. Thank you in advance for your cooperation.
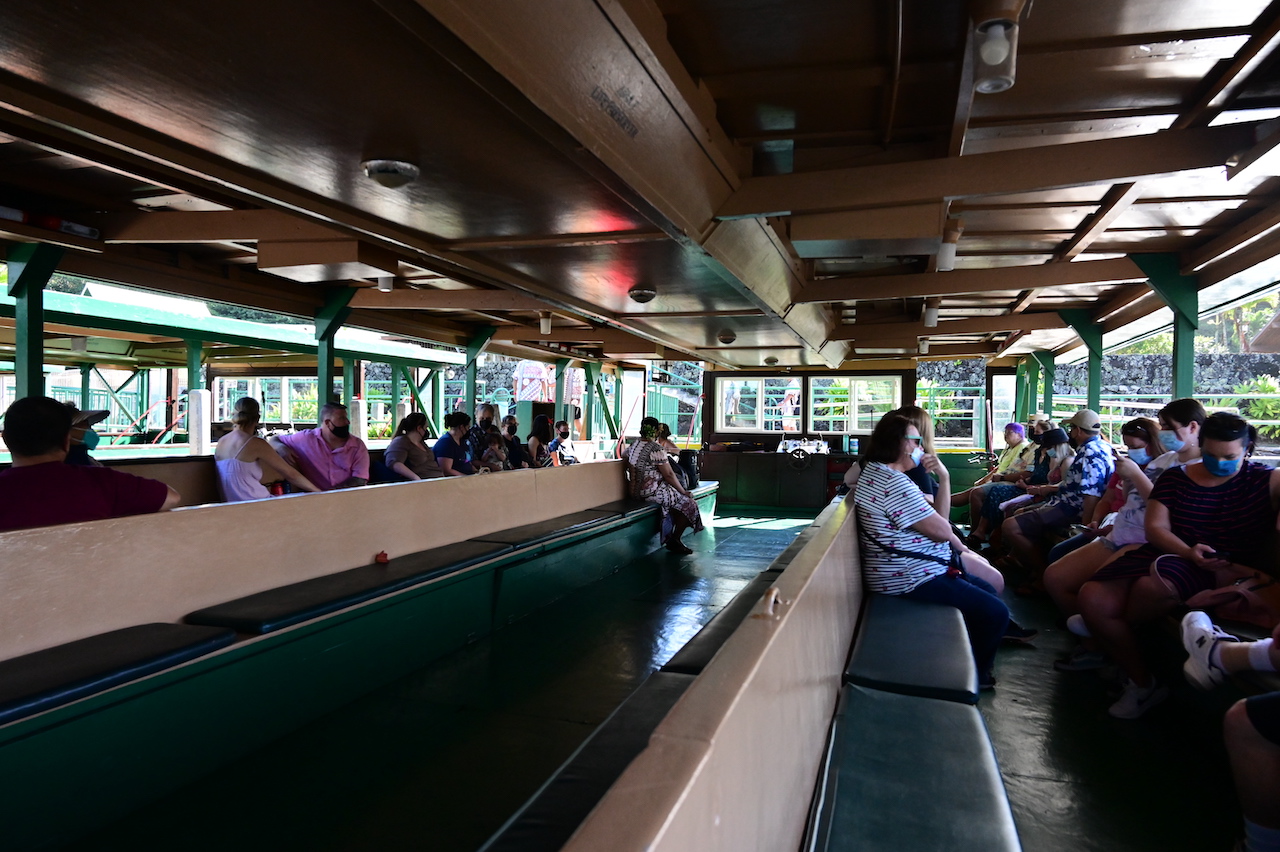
[0,485,717,850]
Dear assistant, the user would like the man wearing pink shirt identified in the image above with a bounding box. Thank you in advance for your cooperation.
[269,402,369,490]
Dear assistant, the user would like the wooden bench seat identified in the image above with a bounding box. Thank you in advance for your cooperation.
[470,510,621,548]
[184,541,513,634]
[844,593,979,705]
[0,624,235,726]
[809,684,1021,852]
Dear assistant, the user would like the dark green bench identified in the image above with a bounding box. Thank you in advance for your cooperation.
[844,594,979,705]
[808,684,1021,852]
[0,624,235,726]
[470,510,620,548]
[185,541,513,634]
[478,671,695,852]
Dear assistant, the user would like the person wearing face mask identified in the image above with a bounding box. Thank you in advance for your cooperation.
[549,419,580,465]
[433,411,475,476]
[501,414,530,469]
[852,414,1009,689]
[466,404,497,466]
[269,401,369,490]
[975,423,1067,544]
[383,412,444,480]
[1000,410,1114,587]
[63,404,110,466]
[1077,411,1280,719]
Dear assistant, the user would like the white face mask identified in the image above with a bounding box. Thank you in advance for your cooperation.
[909,446,924,466]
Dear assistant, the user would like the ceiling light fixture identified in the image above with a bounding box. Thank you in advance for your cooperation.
[717,329,737,344]
[919,340,931,355]
[937,219,964,272]
[970,1,1025,94]
[627,283,657,303]
[764,356,779,367]
[923,299,941,327]
[539,311,552,335]
[361,159,420,188]
[376,277,394,292]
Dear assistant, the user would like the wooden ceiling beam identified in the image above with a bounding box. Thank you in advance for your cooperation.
[796,256,1146,303]
[349,288,549,311]
[98,210,346,244]
[443,229,668,251]
[1052,182,1146,261]
[1171,1,1280,129]
[1182,197,1280,274]
[830,312,1066,342]
[716,122,1259,218]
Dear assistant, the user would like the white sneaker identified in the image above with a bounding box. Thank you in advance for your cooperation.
[1180,611,1238,691]
[1108,677,1169,719]
[1066,613,1092,638]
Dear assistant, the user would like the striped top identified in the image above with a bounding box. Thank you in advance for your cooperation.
[852,461,949,594]
[1148,461,1276,568]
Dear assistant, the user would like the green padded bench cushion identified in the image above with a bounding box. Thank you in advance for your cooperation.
[594,498,661,518]
[470,510,618,547]
[0,623,236,726]
[812,684,1021,852]
[661,571,776,675]
[185,540,512,634]
[479,671,695,852]
[844,593,978,705]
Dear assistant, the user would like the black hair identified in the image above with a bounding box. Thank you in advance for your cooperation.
[3,396,73,457]
[863,414,913,464]
[394,412,427,437]
[443,411,471,430]
[1199,411,1255,454]
[528,414,554,444]
[1159,397,1207,430]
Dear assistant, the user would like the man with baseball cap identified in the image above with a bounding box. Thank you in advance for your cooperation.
[1001,408,1115,582]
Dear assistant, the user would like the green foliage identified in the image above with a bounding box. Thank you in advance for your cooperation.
[207,303,308,324]
[368,423,393,438]
[1113,333,1172,355]
[1226,375,1280,438]
[290,387,318,424]
[915,378,957,431]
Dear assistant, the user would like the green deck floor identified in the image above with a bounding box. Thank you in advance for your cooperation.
[988,591,1244,852]
[64,510,815,851]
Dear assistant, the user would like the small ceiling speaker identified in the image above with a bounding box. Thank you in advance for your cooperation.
[627,283,657,303]
[764,356,779,367]
[361,159,420,188]
[717,329,737,344]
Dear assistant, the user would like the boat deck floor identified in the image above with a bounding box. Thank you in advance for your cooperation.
[65,509,815,851]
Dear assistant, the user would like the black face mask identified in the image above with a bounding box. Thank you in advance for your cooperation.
[558,431,570,439]
[1029,432,1043,445]
[478,418,493,431]
[330,423,351,440]
[506,424,518,436]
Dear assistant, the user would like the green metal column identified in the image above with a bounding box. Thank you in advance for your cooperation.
[1061,309,1103,412]
[429,369,443,436]
[1130,253,1199,400]
[464,327,496,417]
[1032,350,1055,418]
[342,359,355,409]
[316,287,355,404]
[185,340,203,392]
[1026,357,1040,417]
[555,358,570,424]
[583,362,601,440]
[79,363,93,410]
[612,367,624,435]
[138,369,150,431]
[7,243,63,399]
[1013,361,1028,422]
[390,362,401,430]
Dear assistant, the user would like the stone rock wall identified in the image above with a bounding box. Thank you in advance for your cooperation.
[919,354,1280,395]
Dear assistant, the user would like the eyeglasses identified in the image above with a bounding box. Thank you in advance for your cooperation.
[906,436,922,444]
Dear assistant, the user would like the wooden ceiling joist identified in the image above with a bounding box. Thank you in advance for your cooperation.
[830,312,1067,342]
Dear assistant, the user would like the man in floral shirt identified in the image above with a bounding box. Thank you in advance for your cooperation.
[1002,409,1115,578]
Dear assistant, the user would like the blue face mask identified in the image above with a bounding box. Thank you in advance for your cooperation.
[1127,447,1150,466]
[1159,430,1185,452]
[1046,448,1057,459]
[81,429,100,450]
[909,446,924,466]
[1202,453,1241,477]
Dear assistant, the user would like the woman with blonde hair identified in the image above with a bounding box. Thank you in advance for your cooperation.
[215,397,321,501]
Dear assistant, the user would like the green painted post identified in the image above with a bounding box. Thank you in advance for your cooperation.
[185,340,203,392]
[315,287,356,404]
[79,363,92,410]
[464,327,496,418]
[555,359,570,425]
[429,369,443,437]
[1014,361,1028,422]
[7,243,63,399]
[1032,351,1055,419]
[583,362,600,440]
[342,359,355,409]
[595,376,619,439]
[1130,253,1199,400]
[1026,357,1040,417]
[1061,309,1103,412]
[138,369,150,432]
[389,362,401,431]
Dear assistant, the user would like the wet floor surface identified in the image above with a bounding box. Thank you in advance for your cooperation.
[987,591,1244,852]
[65,510,814,852]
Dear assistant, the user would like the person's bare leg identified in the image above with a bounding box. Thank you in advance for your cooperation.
[1044,539,1112,617]
[1001,515,1042,573]
[1079,578,1152,686]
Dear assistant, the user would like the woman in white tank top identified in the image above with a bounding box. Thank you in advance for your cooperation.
[215,398,322,502]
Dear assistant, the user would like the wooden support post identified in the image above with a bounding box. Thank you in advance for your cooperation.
[464,327,496,419]
[1130,253,1199,400]
[315,287,355,404]
[7,243,63,399]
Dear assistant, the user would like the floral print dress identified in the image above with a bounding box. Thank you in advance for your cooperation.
[626,439,704,540]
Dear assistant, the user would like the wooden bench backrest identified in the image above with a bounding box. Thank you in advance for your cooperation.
[562,499,862,852]
[0,461,625,662]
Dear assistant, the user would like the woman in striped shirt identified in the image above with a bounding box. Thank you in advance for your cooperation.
[853,414,1010,688]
